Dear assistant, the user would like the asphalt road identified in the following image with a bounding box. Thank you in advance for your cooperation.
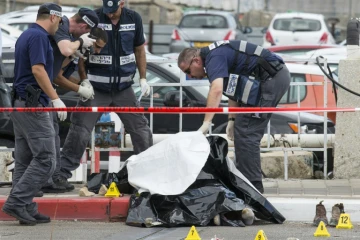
[0,221,359,240]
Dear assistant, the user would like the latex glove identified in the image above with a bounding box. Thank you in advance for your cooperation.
[51,98,67,121]
[81,79,92,88]
[77,84,94,101]
[198,121,212,135]
[226,120,235,141]
[79,33,96,50]
[140,78,150,97]
[72,50,86,60]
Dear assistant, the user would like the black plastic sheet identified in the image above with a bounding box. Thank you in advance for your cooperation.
[87,169,134,194]
[125,136,285,227]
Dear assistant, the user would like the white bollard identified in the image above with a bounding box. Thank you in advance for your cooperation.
[108,147,121,173]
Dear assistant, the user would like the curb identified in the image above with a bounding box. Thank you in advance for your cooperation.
[1,196,359,223]
[0,196,130,222]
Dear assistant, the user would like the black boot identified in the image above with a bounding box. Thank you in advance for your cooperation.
[2,205,36,225]
[55,177,75,191]
[41,183,66,193]
[20,213,50,224]
[35,191,44,197]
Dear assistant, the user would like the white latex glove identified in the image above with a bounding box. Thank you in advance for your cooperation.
[77,84,94,101]
[81,79,92,88]
[198,121,212,135]
[51,98,67,121]
[72,50,86,60]
[79,33,96,50]
[226,120,235,141]
[140,78,150,97]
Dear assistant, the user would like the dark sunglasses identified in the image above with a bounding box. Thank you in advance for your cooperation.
[184,56,196,75]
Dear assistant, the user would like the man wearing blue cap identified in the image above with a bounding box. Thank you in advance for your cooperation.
[1,3,64,225]
[41,7,100,193]
[58,0,153,183]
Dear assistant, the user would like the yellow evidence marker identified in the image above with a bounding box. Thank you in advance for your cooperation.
[185,226,201,240]
[314,221,330,237]
[336,213,354,229]
[105,182,120,197]
[254,230,268,240]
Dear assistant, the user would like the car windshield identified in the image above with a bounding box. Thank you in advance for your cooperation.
[273,18,321,32]
[179,14,228,29]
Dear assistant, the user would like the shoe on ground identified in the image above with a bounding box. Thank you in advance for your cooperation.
[98,184,108,196]
[329,203,345,227]
[2,205,36,226]
[20,212,50,224]
[41,183,66,193]
[241,207,255,226]
[34,191,44,197]
[79,187,95,197]
[213,214,221,226]
[250,181,264,194]
[54,177,75,191]
[313,200,328,226]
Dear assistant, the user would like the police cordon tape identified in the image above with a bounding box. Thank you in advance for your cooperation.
[0,106,359,113]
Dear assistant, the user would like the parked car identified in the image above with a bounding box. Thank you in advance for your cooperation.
[0,51,335,148]
[170,10,252,52]
[0,6,79,32]
[267,44,339,56]
[263,12,335,47]
[1,32,16,49]
[0,23,22,39]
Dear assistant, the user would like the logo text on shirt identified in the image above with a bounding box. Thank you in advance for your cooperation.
[120,53,135,65]
[89,55,112,64]
[119,24,135,31]
[97,23,112,31]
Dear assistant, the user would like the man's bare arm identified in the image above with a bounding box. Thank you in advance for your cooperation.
[57,39,81,57]
[78,58,87,80]
[53,70,80,92]
[134,44,146,79]
[32,64,59,100]
[204,78,223,122]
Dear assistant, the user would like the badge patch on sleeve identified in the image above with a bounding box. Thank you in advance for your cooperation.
[119,24,135,31]
[225,74,239,96]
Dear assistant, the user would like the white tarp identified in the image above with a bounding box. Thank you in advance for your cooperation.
[126,131,210,195]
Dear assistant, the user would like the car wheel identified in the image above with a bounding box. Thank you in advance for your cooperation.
[0,138,15,148]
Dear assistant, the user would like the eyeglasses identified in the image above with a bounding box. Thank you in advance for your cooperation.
[184,56,196,75]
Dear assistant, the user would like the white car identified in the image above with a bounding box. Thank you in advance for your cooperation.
[263,12,335,47]
[0,6,78,31]
[0,23,23,39]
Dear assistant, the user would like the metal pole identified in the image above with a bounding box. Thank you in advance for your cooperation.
[349,0,353,18]
[237,0,240,14]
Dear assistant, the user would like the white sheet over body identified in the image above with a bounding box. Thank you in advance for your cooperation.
[126,131,210,195]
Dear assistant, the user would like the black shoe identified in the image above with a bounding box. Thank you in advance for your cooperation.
[251,181,264,194]
[35,191,44,197]
[20,213,50,224]
[2,205,36,225]
[41,184,66,193]
[55,177,75,191]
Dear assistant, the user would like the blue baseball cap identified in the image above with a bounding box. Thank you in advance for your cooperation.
[78,8,99,28]
[103,0,121,14]
[38,3,62,17]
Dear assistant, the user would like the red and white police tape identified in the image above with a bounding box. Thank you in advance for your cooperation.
[0,106,359,113]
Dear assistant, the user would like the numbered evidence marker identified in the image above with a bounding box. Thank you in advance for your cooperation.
[254,230,268,240]
[336,213,354,229]
[314,221,330,237]
[105,182,120,197]
[185,226,201,240]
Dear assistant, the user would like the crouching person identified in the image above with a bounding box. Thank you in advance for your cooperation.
[1,3,67,225]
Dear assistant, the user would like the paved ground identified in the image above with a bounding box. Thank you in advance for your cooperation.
[0,221,359,240]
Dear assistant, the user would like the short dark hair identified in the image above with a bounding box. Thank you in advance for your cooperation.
[90,27,108,43]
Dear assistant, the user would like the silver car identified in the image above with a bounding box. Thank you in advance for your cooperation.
[170,10,252,53]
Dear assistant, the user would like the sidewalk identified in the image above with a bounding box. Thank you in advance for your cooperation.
[0,179,359,222]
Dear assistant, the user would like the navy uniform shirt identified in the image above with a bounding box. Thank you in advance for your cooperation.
[14,23,54,106]
[51,16,71,80]
[204,44,282,83]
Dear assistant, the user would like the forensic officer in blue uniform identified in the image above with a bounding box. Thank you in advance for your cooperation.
[41,8,99,193]
[178,41,291,193]
[1,3,65,225]
[58,0,153,181]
